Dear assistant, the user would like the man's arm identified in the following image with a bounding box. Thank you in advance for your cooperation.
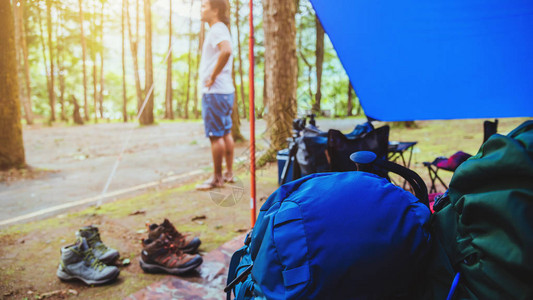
[205,40,232,88]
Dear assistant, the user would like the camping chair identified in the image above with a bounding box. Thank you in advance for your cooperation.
[327,125,390,175]
[423,119,498,193]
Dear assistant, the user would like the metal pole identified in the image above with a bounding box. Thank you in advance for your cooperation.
[248,0,256,227]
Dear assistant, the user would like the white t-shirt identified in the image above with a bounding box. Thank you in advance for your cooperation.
[199,22,235,94]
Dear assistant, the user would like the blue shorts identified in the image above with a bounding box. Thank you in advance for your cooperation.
[202,93,234,138]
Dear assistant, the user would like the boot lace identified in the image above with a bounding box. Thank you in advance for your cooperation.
[87,232,109,253]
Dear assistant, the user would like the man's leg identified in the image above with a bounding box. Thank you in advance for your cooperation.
[210,136,225,185]
[222,133,234,180]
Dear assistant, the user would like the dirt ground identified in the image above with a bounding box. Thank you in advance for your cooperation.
[0,117,362,299]
[0,117,529,299]
[0,118,361,225]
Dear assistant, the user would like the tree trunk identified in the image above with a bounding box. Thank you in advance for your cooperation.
[71,96,84,125]
[46,0,56,122]
[262,0,298,153]
[193,23,205,119]
[313,16,324,115]
[164,0,173,120]
[0,0,25,169]
[231,67,244,142]
[122,0,128,122]
[56,8,67,121]
[184,0,193,119]
[234,0,246,119]
[18,0,33,124]
[126,0,143,112]
[347,81,353,116]
[91,0,98,122]
[37,2,51,123]
[98,0,105,119]
[13,1,33,125]
[12,0,25,123]
[140,0,154,125]
[79,0,89,121]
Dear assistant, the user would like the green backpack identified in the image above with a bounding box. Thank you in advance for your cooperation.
[424,120,533,300]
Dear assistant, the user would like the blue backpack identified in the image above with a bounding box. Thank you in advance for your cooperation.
[226,171,431,299]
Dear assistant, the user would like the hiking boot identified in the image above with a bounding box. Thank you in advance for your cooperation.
[147,219,201,254]
[76,225,120,264]
[139,234,203,275]
[57,237,120,285]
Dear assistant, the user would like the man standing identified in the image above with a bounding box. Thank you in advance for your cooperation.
[196,0,235,190]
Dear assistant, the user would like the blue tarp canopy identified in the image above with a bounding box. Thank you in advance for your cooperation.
[309,0,533,121]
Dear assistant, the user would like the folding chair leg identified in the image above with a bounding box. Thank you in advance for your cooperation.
[426,165,438,194]
[426,165,448,193]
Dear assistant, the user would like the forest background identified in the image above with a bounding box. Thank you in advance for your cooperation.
[10,0,359,127]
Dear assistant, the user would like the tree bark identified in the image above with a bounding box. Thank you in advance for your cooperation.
[98,0,105,119]
[121,0,128,122]
[0,0,25,169]
[79,0,89,121]
[126,0,143,112]
[313,16,324,115]
[262,0,298,152]
[347,81,353,116]
[46,0,56,122]
[140,0,154,125]
[164,0,173,120]
[234,0,246,119]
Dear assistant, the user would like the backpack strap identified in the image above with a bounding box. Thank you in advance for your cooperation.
[226,245,249,300]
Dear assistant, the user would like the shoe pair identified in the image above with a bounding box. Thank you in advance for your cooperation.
[57,226,120,285]
[140,219,203,274]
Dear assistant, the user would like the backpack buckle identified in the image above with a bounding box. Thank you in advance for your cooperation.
[224,264,253,293]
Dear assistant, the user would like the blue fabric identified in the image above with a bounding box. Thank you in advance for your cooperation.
[201,93,234,137]
[228,172,432,299]
[309,0,533,121]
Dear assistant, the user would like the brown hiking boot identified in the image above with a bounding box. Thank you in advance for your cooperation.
[147,219,201,254]
[139,234,203,275]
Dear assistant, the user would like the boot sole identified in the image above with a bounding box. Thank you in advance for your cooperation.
[56,266,120,285]
[139,256,203,275]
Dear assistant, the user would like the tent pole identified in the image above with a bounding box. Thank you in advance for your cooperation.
[249,0,256,227]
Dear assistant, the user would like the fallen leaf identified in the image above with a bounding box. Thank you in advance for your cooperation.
[122,258,131,266]
[37,289,64,299]
[68,289,78,295]
[136,229,147,234]
[129,210,146,216]
[191,215,206,221]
